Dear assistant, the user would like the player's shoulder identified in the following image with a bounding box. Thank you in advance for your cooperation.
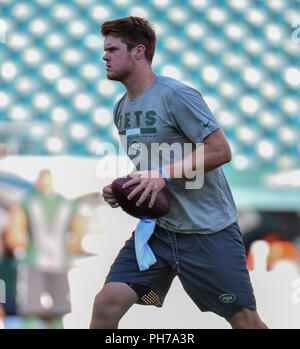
[155,75,199,98]
[156,75,189,91]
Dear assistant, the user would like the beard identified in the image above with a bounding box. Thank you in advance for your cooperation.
[106,69,131,83]
[106,70,120,81]
[106,57,134,82]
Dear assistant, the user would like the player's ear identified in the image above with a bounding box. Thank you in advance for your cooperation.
[134,44,146,60]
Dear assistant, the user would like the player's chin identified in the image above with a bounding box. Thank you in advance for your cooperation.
[106,72,119,81]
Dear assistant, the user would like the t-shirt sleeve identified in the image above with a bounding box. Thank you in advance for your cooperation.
[169,85,220,143]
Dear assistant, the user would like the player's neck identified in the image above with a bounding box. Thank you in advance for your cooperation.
[124,66,156,100]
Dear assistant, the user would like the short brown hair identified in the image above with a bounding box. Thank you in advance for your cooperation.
[101,16,156,64]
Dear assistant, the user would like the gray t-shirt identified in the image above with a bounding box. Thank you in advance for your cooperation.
[113,75,238,234]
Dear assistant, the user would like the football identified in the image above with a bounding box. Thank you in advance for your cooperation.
[111,175,170,219]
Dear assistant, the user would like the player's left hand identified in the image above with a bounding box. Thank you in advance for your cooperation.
[122,169,167,208]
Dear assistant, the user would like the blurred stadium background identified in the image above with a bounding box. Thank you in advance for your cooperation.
[0,0,300,329]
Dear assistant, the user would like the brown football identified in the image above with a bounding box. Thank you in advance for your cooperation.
[111,176,170,219]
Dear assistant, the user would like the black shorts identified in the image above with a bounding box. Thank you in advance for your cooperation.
[105,222,256,319]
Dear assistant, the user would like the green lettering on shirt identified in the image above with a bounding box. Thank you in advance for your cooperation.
[145,111,156,126]
[134,111,142,127]
[124,112,131,128]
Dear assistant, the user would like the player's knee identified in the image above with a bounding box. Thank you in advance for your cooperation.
[90,282,138,329]
[231,318,267,329]
[92,290,119,319]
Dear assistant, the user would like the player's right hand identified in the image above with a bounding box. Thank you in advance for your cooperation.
[102,184,119,208]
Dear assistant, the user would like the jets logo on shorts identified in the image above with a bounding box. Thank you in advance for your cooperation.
[219,294,236,303]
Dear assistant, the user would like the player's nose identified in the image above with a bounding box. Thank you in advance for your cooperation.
[103,52,109,61]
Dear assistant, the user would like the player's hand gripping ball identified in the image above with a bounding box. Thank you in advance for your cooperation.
[111,176,170,219]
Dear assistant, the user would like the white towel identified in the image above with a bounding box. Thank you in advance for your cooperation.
[134,219,157,271]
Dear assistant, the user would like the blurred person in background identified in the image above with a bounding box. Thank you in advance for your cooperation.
[0,195,20,329]
[0,233,19,329]
[4,169,87,329]
[242,210,300,255]
[239,210,300,271]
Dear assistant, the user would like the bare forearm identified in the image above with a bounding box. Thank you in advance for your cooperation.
[162,145,227,180]
[162,135,232,180]
[5,206,28,250]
